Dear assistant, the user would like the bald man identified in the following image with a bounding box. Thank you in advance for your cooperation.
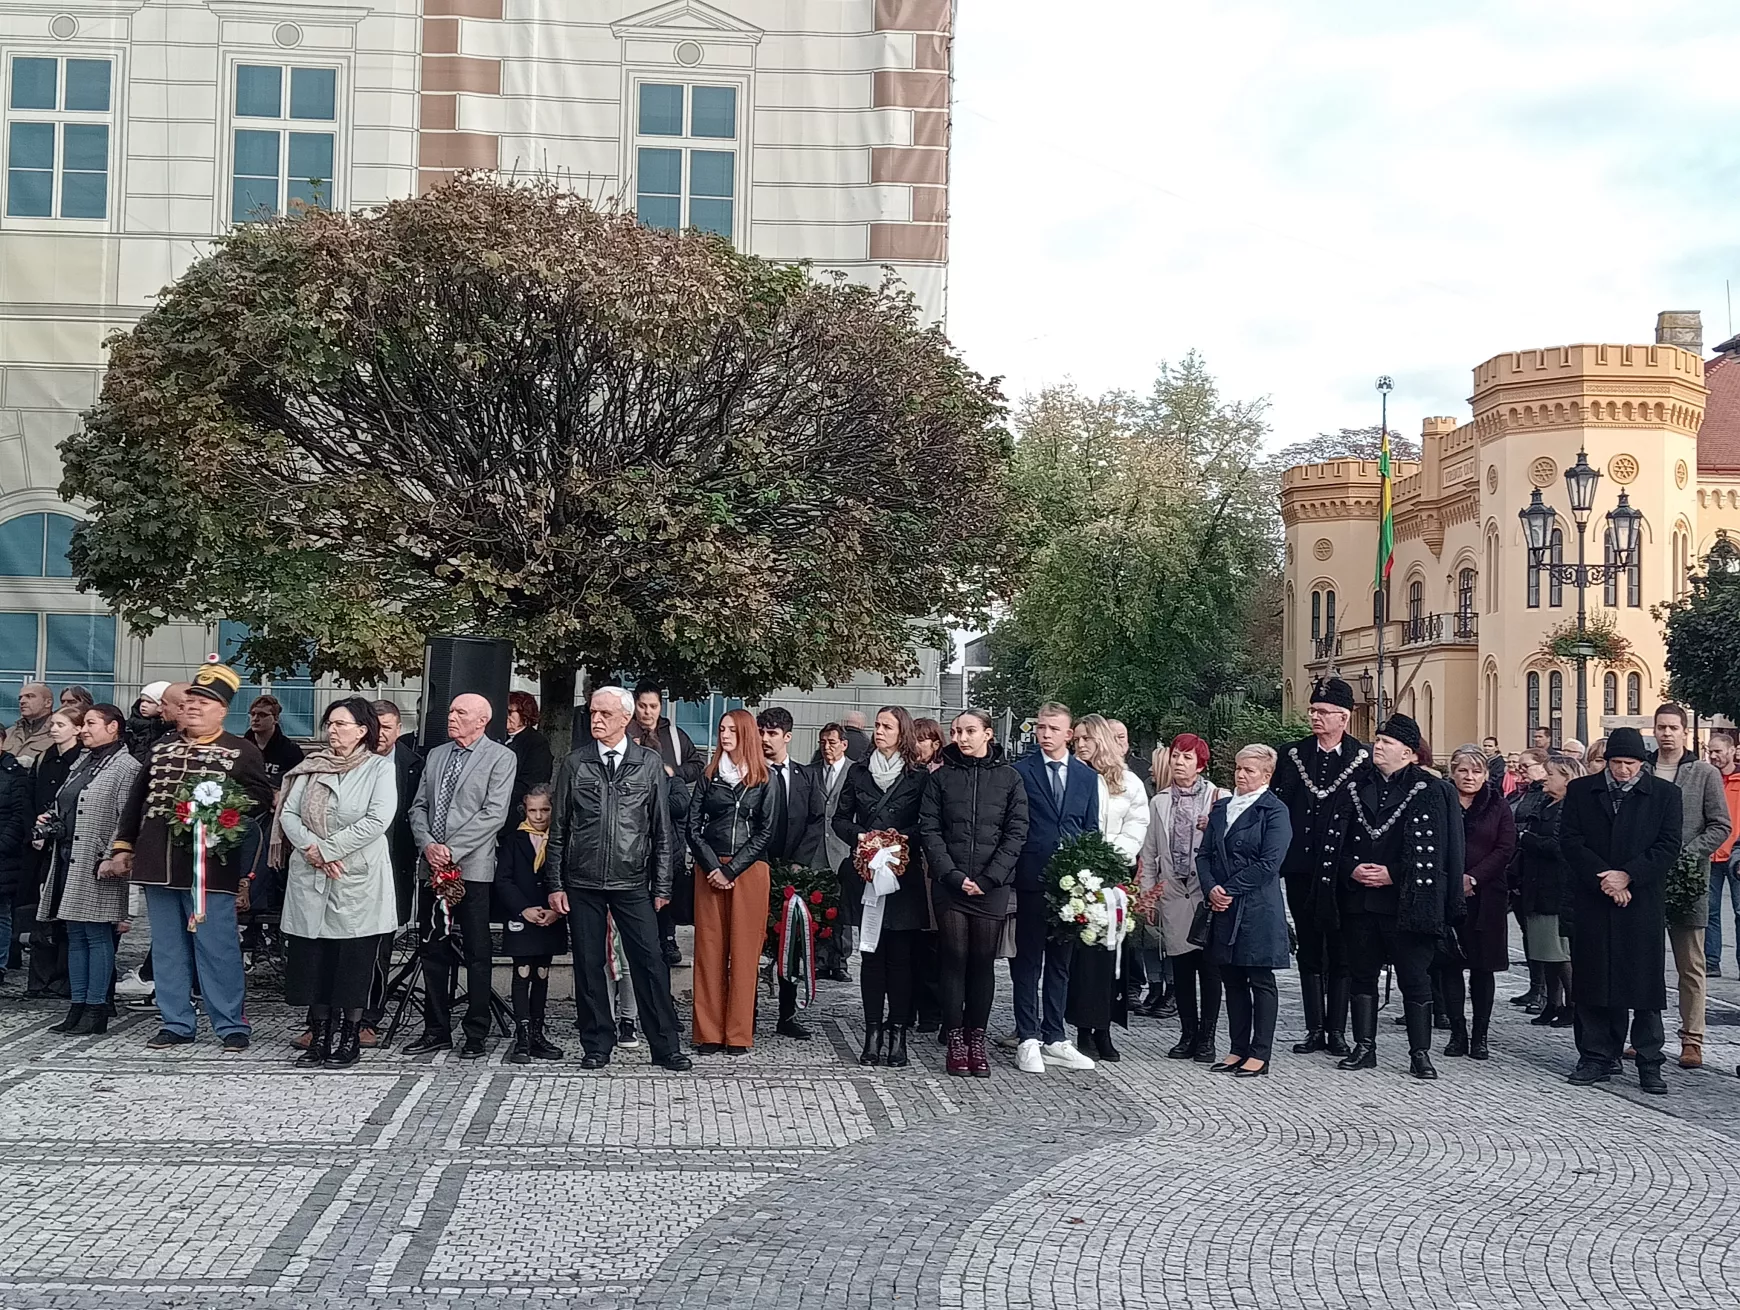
[406,693,518,1057]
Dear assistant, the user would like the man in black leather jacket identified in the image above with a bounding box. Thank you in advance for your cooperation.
[544,686,691,1072]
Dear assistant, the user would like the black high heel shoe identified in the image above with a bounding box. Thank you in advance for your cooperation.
[1234,1061,1269,1078]
[1207,1057,1244,1074]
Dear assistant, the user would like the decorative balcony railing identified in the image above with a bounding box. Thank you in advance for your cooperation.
[1402,612,1478,646]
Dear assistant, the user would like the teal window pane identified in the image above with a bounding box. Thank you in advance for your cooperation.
[61,170,106,219]
[44,515,74,578]
[8,121,53,171]
[638,83,683,136]
[235,64,282,118]
[690,86,736,139]
[638,194,679,229]
[690,150,734,198]
[0,613,41,712]
[61,122,107,172]
[234,128,279,177]
[219,621,313,735]
[10,57,56,111]
[290,67,336,121]
[6,169,50,218]
[45,613,115,677]
[638,147,681,196]
[232,129,280,221]
[689,197,732,237]
[233,176,277,222]
[64,59,111,112]
[286,130,333,207]
[0,516,46,576]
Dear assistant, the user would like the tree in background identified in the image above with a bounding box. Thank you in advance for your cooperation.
[1274,423,1422,467]
[974,355,1297,757]
[62,177,1018,752]
[1656,534,1740,722]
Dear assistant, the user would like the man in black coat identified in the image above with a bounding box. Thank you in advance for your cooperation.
[0,751,32,986]
[759,706,829,1032]
[1558,726,1682,1094]
[1272,676,1370,1057]
[544,686,691,1072]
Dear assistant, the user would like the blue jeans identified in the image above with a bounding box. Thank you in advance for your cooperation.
[145,888,248,1038]
[1709,857,1740,969]
[1010,889,1071,1043]
[66,921,116,1005]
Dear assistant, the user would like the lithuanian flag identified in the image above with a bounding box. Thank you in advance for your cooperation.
[1375,425,1394,590]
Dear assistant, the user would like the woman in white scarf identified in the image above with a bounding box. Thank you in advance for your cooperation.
[1065,714,1151,1062]
[833,706,929,1068]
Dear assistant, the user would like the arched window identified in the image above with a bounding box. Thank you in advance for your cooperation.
[1457,568,1475,618]
[1527,542,1541,609]
[1421,683,1434,748]
[1604,529,1618,607]
[1407,579,1423,624]
[0,513,77,578]
[1548,670,1563,744]
[1527,671,1541,742]
[1325,590,1336,636]
[1626,672,1641,716]
[1606,529,1644,607]
[1548,528,1564,607]
[1285,584,1294,651]
[1603,672,1618,717]
[1311,591,1322,641]
[1485,530,1499,612]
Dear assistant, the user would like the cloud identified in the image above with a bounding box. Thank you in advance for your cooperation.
[947,0,1740,448]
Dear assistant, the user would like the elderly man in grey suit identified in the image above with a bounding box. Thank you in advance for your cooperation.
[406,693,518,1058]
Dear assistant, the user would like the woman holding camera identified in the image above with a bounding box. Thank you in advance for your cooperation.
[39,705,139,1034]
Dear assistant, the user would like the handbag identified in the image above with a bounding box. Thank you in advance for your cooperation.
[1186,901,1212,949]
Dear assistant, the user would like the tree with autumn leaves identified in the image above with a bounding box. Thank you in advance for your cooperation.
[61,178,1018,749]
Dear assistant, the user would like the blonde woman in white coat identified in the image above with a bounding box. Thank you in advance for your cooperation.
[1065,715,1150,1062]
[1138,733,1230,1061]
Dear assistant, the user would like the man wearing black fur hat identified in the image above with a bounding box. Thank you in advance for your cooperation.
[1336,713,1465,1081]
[1272,676,1370,1056]
[1559,726,1682,1094]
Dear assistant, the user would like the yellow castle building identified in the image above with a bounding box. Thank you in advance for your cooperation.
[1281,311,1740,753]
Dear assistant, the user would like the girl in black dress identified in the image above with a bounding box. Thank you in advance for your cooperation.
[497,785,567,1065]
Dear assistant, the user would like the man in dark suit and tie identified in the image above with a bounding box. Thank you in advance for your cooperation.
[759,706,829,1032]
[1008,702,1100,1074]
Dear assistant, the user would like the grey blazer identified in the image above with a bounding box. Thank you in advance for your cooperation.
[817,757,854,873]
[407,735,517,883]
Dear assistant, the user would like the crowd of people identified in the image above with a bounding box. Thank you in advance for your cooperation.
[3,665,1733,1091]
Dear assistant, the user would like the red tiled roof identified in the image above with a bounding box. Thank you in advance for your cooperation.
[1701,344,1740,473]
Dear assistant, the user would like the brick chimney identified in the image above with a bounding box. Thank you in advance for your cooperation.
[1655,310,1703,353]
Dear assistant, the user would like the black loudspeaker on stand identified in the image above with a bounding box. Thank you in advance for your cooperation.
[420,635,514,749]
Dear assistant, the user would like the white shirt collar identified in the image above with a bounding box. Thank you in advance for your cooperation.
[1316,736,1343,755]
[1226,786,1267,825]
[597,736,628,762]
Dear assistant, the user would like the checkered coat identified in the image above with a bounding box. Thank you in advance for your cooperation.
[46,747,141,924]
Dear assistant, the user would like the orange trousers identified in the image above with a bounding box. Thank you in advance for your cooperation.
[692,860,770,1048]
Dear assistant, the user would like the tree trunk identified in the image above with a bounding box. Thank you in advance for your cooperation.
[540,662,578,760]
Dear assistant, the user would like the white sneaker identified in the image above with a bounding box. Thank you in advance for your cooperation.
[1041,1040,1096,1070]
[994,1032,1021,1051]
[114,968,153,999]
[1016,1038,1045,1073]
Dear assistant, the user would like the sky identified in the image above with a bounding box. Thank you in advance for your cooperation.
[944,0,1740,452]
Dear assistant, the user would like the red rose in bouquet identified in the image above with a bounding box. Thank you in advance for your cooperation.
[218,809,241,830]
[430,863,466,907]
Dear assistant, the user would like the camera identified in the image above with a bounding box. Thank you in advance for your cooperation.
[32,813,65,845]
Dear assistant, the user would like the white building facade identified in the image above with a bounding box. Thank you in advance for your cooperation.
[0,0,953,736]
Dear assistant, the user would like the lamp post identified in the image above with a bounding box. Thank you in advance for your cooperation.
[1517,449,1642,744]
[1374,376,1394,726]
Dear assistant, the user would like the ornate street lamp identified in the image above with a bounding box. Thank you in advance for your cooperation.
[1356,669,1375,705]
[1517,449,1636,746]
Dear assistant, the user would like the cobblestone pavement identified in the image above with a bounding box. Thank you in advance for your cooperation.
[0,937,1736,1310]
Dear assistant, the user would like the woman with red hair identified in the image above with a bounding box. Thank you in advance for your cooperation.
[687,709,777,1054]
[1136,732,1229,1062]
[503,690,553,835]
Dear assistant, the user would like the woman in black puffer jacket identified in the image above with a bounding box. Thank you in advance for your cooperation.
[918,710,1029,1077]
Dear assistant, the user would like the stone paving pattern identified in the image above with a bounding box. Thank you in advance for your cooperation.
[0,934,1735,1310]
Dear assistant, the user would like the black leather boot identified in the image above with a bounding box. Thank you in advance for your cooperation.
[885,1025,909,1068]
[859,1022,883,1066]
[1469,1019,1490,1060]
[1337,994,1378,1069]
[1407,1003,1438,1080]
[1444,1019,1469,1058]
[1166,1021,1198,1060]
[528,1022,564,1061]
[329,1017,361,1067]
[1324,976,1352,1056]
[297,1013,332,1066]
[1190,1019,1218,1064]
[48,1004,86,1034]
[509,1022,532,1065]
[1293,973,1327,1053]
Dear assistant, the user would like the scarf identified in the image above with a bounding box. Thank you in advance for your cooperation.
[519,820,548,872]
[1168,778,1213,875]
[718,752,744,786]
[269,745,376,871]
[868,749,904,793]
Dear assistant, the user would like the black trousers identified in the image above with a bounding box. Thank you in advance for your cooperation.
[1576,1004,1664,1069]
[1174,949,1221,1035]
[1439,963,1496,1036]
[912,930,941,1024]
[421,887,494,1042]
[1285,874,1345,977]
[1342,911,1435,1005]
[1221,963,1278,1062]
[936,907,999,1032]
[567,888,682,1060]
[861,928,917,1027]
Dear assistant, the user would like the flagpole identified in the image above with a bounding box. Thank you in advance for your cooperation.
[1374,376,1394,731]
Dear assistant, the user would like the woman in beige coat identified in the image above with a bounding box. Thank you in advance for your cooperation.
[276,697,398,1068]
[1137,733,1230,1062]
